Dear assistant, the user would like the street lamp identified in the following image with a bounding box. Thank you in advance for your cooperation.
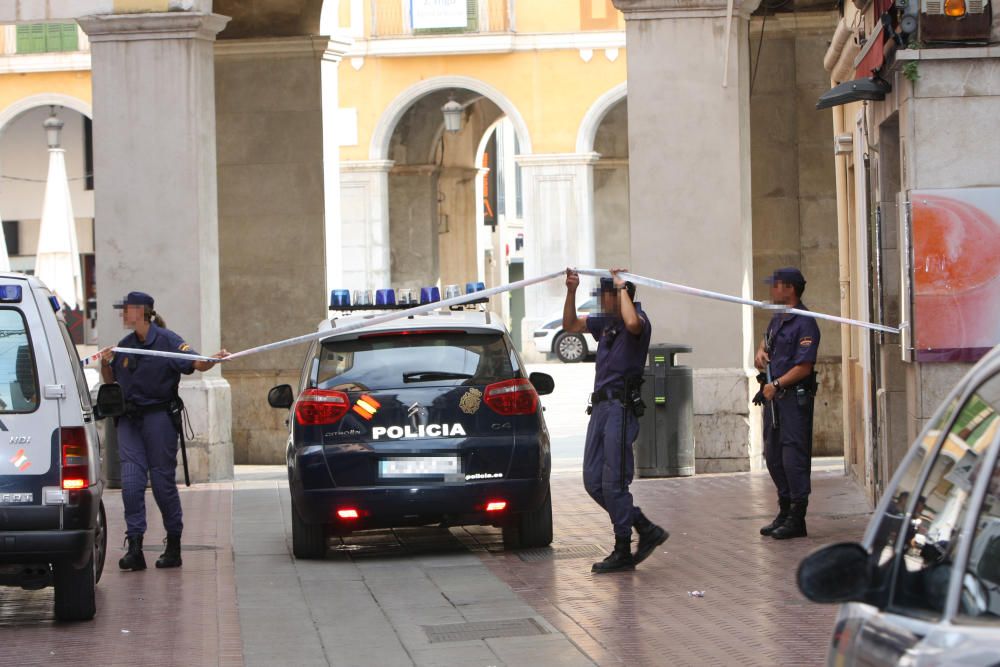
[442,95,463,133]
[44,107,64,149]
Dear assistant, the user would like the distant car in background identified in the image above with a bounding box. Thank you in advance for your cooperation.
[532,298,599,363]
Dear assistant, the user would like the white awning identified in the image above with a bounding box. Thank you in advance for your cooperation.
[34,147,83,310]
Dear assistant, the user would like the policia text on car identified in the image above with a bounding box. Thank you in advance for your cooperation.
[563,269,669,573]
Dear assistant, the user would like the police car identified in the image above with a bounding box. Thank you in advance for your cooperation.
[0,274,122,621]
[268,297,555,559]
[798,344,1000,664]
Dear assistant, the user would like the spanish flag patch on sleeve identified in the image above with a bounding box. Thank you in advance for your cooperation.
[179,343,191,352]
[799,337,814,347]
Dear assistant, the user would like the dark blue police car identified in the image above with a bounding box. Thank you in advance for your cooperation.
[267,307,555,559]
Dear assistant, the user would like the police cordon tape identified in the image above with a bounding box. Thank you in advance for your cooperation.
[81,267,900,367]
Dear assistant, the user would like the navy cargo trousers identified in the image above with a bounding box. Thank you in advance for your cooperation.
[583,399,642,538]
[118,411,184,538]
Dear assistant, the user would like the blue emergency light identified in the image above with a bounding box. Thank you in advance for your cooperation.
[330,289,351,308]
[420,286,440,304]
[0,285,23,303]
[466,282,486,294]
[375,289,396,306]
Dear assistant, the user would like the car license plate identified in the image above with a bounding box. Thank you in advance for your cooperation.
[379,456,460,478]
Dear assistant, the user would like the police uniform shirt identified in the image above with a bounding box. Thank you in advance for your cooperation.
[111,324,199,406]
[586,302,653,393]
[766,304,821,379]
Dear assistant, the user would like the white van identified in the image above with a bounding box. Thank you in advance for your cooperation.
[0,274,123,621]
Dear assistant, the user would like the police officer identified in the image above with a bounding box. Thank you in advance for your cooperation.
[564,269,668,573]
[99,292,228,571]
[754,268,820,540]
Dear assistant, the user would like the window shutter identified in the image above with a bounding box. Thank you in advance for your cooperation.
[467,0,479,31]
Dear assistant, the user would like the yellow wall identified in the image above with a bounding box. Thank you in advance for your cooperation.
[0,71,92,116]
[516,0,624,33]
[339,48,627,159]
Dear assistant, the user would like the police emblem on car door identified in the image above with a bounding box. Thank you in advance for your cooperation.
[459,389,482,415]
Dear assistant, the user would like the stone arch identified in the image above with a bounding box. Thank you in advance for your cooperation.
[0,94,92,138]
[576,82,626,154]
[370,76,532,161]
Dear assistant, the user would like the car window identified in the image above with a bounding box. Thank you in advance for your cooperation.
[866,397,959,607]
[56,317,93,411]
[888,373,1000,620]
[956,375,1000,625]
[0,308,40,413]
[317,333,515,391]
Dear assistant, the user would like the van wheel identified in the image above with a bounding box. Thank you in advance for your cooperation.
[95,501,108,585]
[502,486,553,549]
[53,553,96,622]
[291,505,327,559]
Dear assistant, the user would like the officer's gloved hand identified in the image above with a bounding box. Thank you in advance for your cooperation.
[752,389,765,406]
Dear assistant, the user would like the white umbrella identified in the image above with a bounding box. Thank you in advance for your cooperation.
[34,113,83,310]
[0,209,11,272]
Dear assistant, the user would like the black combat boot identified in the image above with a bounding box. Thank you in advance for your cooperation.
[633,511,669,565]
[118,535,147,571]
[155,534,183,569]
[760,498,791,536]
[592,535,635,574]
[771,500,808,540]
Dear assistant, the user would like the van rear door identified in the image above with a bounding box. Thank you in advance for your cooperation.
[0,282,62,517]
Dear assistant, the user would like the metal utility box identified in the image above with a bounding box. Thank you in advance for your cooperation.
[636,344,695,477]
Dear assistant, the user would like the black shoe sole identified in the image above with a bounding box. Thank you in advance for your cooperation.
[155,561,182,569]
[771,529,807,540]
[592,564,636,574]
[119,562,146,571]
[633,529,669,565]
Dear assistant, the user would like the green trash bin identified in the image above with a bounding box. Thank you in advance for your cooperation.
[636,344,694,477]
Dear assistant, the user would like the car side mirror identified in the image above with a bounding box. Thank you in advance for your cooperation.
[529,372,555,396]
[798,542,871,603]
[268,384,295,409]
[94,383,126,420]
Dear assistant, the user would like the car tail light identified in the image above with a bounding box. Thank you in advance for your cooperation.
[295,388,350,425]
[337,508,359,519]
[486,500,507,512]
[484,379,538,416]
[61,427,89,490]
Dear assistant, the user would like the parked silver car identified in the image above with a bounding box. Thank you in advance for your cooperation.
[799,344,1000,665]
[531,298,599,363]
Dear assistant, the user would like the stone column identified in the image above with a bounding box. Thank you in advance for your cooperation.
[79,12,233,482]
[388,165,440,290]
[214,36,349,464]
[613,0,762,472]
[340,160,394,292]
[516,152,599,361]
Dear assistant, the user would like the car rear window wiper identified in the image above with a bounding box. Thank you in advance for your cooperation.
[403,371,474,383]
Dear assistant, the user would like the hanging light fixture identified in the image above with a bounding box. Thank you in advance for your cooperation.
[44,106,64,149]
[441,94,463,133]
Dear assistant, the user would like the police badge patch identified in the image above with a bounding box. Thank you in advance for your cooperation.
[459,388,483,415]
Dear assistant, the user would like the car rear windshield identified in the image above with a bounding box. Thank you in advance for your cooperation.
[0,308,39,413]
[317,332,515,391]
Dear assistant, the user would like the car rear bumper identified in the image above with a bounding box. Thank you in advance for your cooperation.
[291,478,549,531]
[0,528,94,568]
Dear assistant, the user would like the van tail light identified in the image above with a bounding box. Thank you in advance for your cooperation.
[61,427,89,490]
[486,500,507,512]
[337,508,359,520]
[484,379,538,416]
[295,388,350,425]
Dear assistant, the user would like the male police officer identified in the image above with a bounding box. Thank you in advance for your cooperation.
[754,268,820,540]
[563,269,668,573]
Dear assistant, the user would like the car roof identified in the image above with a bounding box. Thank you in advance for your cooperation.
[317,307,508,341]
[0,273,43,288]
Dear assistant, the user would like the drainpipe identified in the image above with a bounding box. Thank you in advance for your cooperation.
[832,98,853,478]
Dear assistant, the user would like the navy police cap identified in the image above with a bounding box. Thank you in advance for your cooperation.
[764,267,806,286]
[113,291,155,309]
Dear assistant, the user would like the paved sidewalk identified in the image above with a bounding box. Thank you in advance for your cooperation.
[0,463,870,666]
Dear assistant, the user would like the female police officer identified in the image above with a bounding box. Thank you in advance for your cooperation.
[99,292,228,571]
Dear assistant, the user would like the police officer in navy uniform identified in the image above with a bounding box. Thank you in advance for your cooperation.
[99,292,228,570]
[754,268,820,540]
[563,269,668,573]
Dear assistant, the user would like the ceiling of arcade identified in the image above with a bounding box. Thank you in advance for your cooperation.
[212,0,324,39]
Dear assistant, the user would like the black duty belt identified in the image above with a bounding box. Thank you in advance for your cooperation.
[591,387,627,405]
[124,401,172,418]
